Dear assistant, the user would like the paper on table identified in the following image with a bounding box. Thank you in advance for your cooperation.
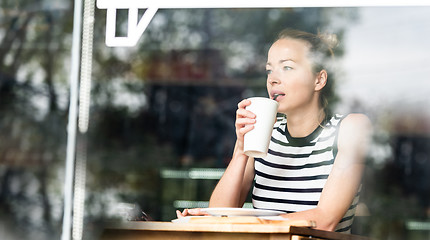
[200,207,284,217]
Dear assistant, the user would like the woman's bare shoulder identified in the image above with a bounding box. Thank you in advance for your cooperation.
[340,113,372,132]
[337,113,373,153]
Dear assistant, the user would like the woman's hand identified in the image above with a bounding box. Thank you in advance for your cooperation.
[235,99,256,151]
[176,208,209,218]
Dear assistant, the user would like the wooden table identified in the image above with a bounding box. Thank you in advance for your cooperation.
[100,218,371,240]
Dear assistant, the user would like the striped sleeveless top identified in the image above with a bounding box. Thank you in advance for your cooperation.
[252,114,359,233]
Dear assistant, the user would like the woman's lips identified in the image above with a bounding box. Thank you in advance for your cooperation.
[272,93,285,101]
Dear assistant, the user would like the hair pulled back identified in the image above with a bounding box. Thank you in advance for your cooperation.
[276,29,339,117]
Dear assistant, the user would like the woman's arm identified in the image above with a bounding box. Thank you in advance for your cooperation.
[281,113,373,231]
[209,142,255,207]
[176,143,255,218]
[209,99,257,207]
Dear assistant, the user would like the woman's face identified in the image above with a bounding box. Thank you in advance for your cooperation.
[266,38,319,114]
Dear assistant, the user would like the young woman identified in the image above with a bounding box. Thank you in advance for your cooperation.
[177,29,372,233]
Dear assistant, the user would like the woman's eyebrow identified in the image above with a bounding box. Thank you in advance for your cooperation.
[280,59,295,63]
[266,59,296,66]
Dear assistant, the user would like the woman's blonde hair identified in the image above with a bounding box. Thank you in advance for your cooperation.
[276,29,339,117]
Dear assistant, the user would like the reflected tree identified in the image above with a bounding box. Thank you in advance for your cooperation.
[0,0,73,239]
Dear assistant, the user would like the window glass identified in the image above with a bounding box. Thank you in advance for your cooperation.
[1,2,430,239]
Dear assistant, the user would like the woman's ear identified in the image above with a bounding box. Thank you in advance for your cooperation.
[315,70,328,91]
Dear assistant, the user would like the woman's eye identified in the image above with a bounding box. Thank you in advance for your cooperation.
[283,66,292,71]
[266,69,272,75]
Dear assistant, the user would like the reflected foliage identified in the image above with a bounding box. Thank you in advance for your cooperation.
[0,0,72,239]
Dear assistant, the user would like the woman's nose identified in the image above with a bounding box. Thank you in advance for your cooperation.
[268,75,280,85]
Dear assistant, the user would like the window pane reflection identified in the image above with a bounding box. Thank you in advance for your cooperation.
[1,3,430,240]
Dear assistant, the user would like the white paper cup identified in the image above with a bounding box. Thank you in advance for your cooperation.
[243,97,279,158]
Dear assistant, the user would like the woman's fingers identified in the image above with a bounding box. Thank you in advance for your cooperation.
[235,99,257,140]
[236,100,256,128]
[187,208,206,215]
[238,124,255,135]
[236,116,256,126]
[236,108,256,120]
[237,99,251,109]
[176,210,182,218]
[176,209,187,218]
[176,208,209,218]
[236,99,255,118]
